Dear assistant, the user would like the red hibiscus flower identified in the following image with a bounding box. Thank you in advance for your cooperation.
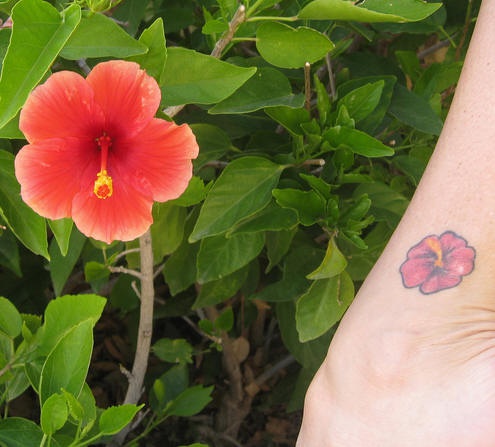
[15,60,199,243]
[400,231,475,294]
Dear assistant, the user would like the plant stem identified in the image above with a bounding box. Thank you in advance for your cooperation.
[124,230,154,405]
[110,230,154,446]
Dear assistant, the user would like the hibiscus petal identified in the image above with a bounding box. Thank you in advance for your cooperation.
[20,71,103,143]
[406,235,440,260]
[444,246,476,276]
[71,174,153,244]
[14,138,95,220]
[439,231,468,252]
[117,118,199,202]
[86,61,161,139]
[421,271,461,294]
[400,257,434,288]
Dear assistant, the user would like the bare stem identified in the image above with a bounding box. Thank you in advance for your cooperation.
[304,62,311,112]
[124,230,154,404]
[111,230,154,446]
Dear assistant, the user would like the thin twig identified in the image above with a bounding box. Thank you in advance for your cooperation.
[325,53,337,100]
[108,266,143,280]
[304,62,311,112]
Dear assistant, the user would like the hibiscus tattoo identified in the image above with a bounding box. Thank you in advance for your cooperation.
[400,231,475,294]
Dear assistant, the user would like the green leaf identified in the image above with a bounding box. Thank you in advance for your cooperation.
[39,320,94,404]
[265,228,297,273]
[0,230,21,276]
[307,238,348,280]
[265,106,311,136]
[0,418,44,447]
[323,126,394,157]
[0,1,81,129]
[298,0,442,23]
[228,202,298,236]
[49,228,86,297]
[252,243,323,302]
[39,294,106,356]
[127,18,167,83]
[151,202,186,262]
[388,84,443,135]
[152,338,193,364]
[99,404,143,435]
[190,124,232,170]
[169,176,207,207]
[0,150,48,258]
[0,114,23,139]
[194,265,249,308]
[165,385,213,417]
[354,182,409,228]
[272,189,326,226]
[296,272,354,342]
[337,81,384,123]
[214,307,234,332]
[163,211,199,296]
[190,156,284,241]
[210,67,304,114]
[48,218,74,257]
[161,47,256,106]
[197,232,264,283]
[41,393,68,435]
[150,364,188,415]
[256,22,334,69]
[277,300,332,369]
[0,296,22,338]
[60,11,147,60]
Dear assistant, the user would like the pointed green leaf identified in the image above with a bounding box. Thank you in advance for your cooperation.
[194,265,249,308]
[127,18,167,83]
[197,233,264,284]
[165,385,213,417]
[0,150,48,258]
[49,228,86,297]
[388,84,443,135]
[152,338,193,364]
[307,238,348,280]
[60,11,147,60]
[48,218,74,257]
[256,22,334,69]
[190,156,284,241]
[296,272,354,342]
[161,47,256,106]
[272,189,326,226]
[210,67,304,114]
[99,404,143,435]
[337,81,384,123]
[299,0,442,23]
[40,320,94,403]
[0,0,81,129]
[323,126,394,157]
[39,294,106,355]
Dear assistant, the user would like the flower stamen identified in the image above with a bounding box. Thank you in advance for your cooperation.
[94,134,113,199]
[426,237,443,268]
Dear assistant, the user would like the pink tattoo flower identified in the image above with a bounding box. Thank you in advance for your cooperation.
[400,231,475,294]
[15,60,199,243]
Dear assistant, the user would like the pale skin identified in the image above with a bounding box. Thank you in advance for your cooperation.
[296,1,495,446]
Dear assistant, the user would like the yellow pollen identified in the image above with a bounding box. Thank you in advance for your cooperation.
[94,133,113,199]
[426,237,443,268]
[94,169,113,199]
